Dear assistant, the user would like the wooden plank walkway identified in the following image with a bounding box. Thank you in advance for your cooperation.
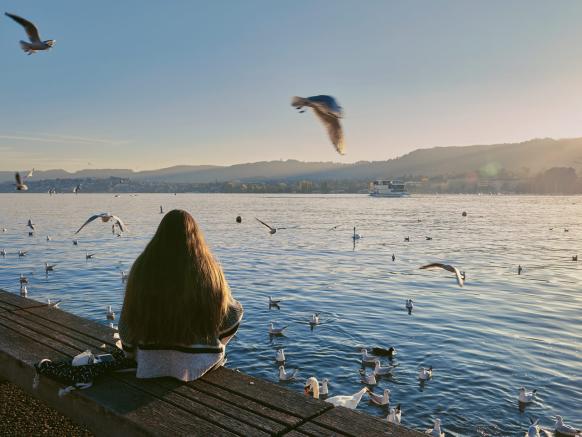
[0,289,423,437]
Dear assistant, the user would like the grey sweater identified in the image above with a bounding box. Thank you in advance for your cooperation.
[119,300,243,381]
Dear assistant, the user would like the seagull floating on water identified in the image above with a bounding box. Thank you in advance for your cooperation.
[268,296,281,309]
[572,255,578,261]
[518,265,523,275]
[309,313,320,325]
[368,388,390,406]
[406,298,414,314]
[404,236,410,242]
[75,213,126,234]
[359,369,377,385]
[518,387,537,404]
[361,348,379,366]
[44,262,55,273]
[85,252,95,260]
[236,215,242,223]
[18,250,27,257]
[419,367,433,381]
[0,249,6,256]
[554,416,581,436]
[276,349,285,363]
[278,365,298,381]
[269,322,287,336]
[373,360,394,377]
[291,95,345,155]
[320,378,329,397]
[5,13,55,54]
[352,227,362,240]
[420,263,465,287]
[73,240,78,245]
[256,218,285,235]
[426,418,445,437]
[106,305,115,320]
[387,404,401,424]
[525,418,553,437]
[47,298,61,308]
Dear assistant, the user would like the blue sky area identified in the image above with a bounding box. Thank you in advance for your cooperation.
[2,1,582,170]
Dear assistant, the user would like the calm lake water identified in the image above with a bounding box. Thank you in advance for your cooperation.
[0,193,580,436]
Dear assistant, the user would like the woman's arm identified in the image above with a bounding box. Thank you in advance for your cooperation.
[218,299,243,346]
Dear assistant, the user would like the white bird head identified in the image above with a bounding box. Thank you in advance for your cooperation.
[45,39,56,47]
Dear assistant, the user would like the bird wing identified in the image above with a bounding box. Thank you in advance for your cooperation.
[111,215,126,232]
[368,391,383,403]
[26,168,34,178]
[256,218,275,232]
[420,263,455,273]
[453,267,464,287]
[308,95,343,117]
[75,214,105,234]
[15,172,22,186]
[311,106,345,155]
[5,13,41,42]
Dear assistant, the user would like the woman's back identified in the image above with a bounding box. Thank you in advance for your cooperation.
[119,209,243,381]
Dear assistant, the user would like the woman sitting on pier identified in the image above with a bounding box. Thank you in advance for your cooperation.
[119,209,243,381]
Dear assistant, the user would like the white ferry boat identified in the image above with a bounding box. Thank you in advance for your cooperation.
[369,179,409,197]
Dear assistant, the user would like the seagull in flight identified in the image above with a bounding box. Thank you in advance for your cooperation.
[5,13,55,55]
[14,172,30,191]
[73,184,81,194]
[292,95,345,155]
[75,213,126,234]
[420,263,465,287]
[256,218,286,235]
[27,219,35,230]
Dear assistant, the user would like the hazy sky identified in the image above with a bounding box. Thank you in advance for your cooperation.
[3,1,582,171]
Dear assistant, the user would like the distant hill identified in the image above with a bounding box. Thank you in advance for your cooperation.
[3,137,582,184]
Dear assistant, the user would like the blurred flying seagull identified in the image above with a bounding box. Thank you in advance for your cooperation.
[5,13,55,54]
[420,263,465,287]
[256,218,285,235]
[75,213,126,234]
[15,172,29,191]
[73,184,81,194]
[291,95,345,155]
[27,219,35,230]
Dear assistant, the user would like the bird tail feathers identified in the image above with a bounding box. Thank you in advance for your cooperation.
[19,41,32,53]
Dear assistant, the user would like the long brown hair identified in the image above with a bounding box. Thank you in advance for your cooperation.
[120,209,231,344]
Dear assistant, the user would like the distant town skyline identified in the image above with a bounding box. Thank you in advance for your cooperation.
[3,1,582,171]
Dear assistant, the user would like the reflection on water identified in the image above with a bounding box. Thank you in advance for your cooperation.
[0,193,581,436]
